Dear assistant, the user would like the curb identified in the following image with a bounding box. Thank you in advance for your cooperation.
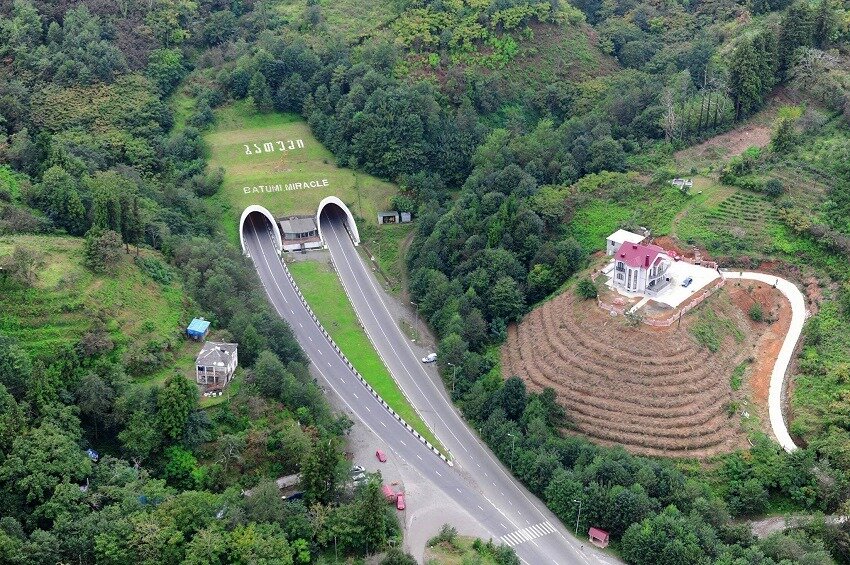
[279,254,453,467]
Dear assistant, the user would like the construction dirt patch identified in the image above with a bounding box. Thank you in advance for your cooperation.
[674,124,771,167]
[725,280,792,415]
[502,286,778,459]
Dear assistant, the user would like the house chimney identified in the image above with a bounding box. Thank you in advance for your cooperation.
[645,255,649,267]
[632,244,637,249]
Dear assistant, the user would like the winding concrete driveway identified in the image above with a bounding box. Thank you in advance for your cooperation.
[722,271,807,452]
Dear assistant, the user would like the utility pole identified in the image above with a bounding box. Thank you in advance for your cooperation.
[447,362,457,394]
[573,499,583,534]
[507,433,516,471]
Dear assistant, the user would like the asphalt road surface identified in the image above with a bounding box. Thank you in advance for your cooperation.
[243,210,617,565]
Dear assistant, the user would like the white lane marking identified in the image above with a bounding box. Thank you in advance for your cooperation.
[353,393,359,399]
[499,521,556,548]
[400,440,407,446]
[299,322,303,328]
[327,362,332,367]
[456,488,462,493]
[435,470,442,477]
[477,505,484,511]
[246,219,464,527]
[500,523,507,530]
[290,308,295,315]
[508,500,513,505]
[317,349,323,356]
[324,221,568,540]
[308,336,313,342]
[365,406,370,412]
[252,219,548,554]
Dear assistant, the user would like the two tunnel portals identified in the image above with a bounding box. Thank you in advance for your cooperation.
[239,196,360,254]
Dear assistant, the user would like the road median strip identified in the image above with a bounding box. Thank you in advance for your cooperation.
[282,257,451,465]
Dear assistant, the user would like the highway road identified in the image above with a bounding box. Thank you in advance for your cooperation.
[243,211,616,565]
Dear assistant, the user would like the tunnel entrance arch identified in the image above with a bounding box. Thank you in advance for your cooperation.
[316,196,360,246]
[239,205,282,253]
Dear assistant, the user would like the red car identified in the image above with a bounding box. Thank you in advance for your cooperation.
[396,493,406,510]
[375,449,387,463]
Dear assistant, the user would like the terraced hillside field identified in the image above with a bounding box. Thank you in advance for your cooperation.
[502,289,759,459]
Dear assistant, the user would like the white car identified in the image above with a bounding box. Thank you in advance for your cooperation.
[421,353,437,363]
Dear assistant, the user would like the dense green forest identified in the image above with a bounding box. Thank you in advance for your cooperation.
[1,0,850,563]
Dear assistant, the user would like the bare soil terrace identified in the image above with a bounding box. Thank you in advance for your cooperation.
[502,287,780,459]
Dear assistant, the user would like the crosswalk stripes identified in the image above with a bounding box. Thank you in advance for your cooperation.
[500,521,556,547]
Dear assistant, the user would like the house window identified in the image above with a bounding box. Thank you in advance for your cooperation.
[616,273,624,281]
[616,262,625,272]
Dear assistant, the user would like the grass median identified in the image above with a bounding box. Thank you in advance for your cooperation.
[287,258,445,456]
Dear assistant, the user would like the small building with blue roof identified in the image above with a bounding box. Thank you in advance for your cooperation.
[187,318,210,341]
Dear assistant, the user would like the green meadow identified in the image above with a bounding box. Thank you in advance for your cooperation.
[0,235,189,365]
[205,102,399,243]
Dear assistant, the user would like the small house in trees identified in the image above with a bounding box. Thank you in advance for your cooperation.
[588,527,610,548]
[606,229,646,255]
[196,342,238,388]
[611,242,671,294]
[186,318,210,340]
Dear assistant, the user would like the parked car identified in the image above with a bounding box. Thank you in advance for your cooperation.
[396,493,406,510]
[351,472,367,484]
[349,465,365,476]
[421,353,437,363]
[682,276,693,287]
[375,449,387,463]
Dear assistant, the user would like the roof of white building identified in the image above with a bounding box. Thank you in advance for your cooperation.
[197,342,237,367]
[607,229,645,245]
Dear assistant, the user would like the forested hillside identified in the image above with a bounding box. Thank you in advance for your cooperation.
[0,2,403,563]
[2,0,850,563]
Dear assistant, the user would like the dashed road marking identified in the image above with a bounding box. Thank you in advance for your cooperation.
[381,421,387,427]
[353,393,358,399]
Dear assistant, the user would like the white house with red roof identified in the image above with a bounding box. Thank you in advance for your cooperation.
[612,241,672,294]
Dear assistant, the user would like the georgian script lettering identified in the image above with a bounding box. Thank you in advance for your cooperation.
[241,139,305,156]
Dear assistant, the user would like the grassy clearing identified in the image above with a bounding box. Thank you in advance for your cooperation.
[567,183,688,252]
[273,0,400,44]
[689,297,745,352]
[0,235,189,364]
[357,222,415,294]
[423,535,511,565]
[205,102,399,242]
[287,258,443,453]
